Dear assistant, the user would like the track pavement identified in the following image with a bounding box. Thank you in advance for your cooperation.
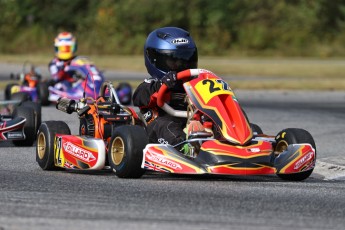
[1,62,345,229]
[1,89,345,229]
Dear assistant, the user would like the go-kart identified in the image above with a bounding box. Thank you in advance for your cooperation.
[5,57,133,106]
[138,69,316,181]
[36,81,143,171]
[36,69,316,181]
[47,56,132,105]
[0,99,41,146]
[5,61,50,105]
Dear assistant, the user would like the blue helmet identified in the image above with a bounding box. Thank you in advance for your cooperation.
[144,27,198,79]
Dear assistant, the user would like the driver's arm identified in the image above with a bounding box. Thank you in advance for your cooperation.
[133,78,161,108]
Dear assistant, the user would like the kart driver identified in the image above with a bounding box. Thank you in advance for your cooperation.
[133,27,203,156]
[48,32,78,85]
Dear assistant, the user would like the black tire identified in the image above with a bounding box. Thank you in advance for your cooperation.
[250,123,263,135]
[22,101,42,131]
[116,82,132,105]
[12,106,36,146]
[108,125,148,178]
[275,128,316,181]
[4,83,19,100]
[11,92,31,103]
[36,121,71,170]
[37,82,50,106]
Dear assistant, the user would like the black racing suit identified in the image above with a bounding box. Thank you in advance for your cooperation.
[133,77,187,146]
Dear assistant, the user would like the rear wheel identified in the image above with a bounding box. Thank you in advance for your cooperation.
[108,125,148,178]
[275,128,316,181]
[11,92,30,103]
[22,101,42,132]
[12,106,36,146]
[37,82,50,106]
[36,121,71,170]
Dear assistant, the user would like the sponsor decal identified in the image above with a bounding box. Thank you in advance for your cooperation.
[158,138,169,145]
[7,132,24,139]
[248,148,260,153]
[294,151,314,170]
[171,38,189,45]
[143,110,152,120]
[63,141,96,162]
[146,151,182,170]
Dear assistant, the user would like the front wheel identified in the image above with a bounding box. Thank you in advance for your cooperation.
[36,121,71,170]
[108,125,148,178]
[275,128,316,181]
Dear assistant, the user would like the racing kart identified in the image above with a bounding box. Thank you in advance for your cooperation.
[47,56,132,105]
[139,69,316,181]
[36,69,316,181]
[5,57,133,106]
[36,81,143,171]
[5,61,50,105]
[0,99,41,146]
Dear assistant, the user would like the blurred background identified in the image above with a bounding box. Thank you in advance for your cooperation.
[1,0,345,89]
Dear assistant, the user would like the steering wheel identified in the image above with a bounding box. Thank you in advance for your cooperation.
[157,69,202,107]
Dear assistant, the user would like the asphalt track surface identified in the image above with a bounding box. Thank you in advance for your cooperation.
[1,64,345,229]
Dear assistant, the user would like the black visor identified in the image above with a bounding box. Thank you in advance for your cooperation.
[147,48,198,73]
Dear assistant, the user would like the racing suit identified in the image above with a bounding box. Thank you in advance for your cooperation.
[48,57,75,84]
[133,77,187,145]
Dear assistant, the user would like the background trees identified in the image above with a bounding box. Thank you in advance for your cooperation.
[1,0,345,56]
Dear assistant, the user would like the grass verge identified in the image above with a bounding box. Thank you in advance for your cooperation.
[1,54,345,90]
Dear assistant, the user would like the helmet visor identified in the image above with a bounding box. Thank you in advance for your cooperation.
[56,45,71,53]
[55,45,76,60]
[147,48,198,73]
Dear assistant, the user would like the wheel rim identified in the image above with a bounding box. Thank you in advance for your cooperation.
[37,132,46,159]
[274,140,288,156]
[110,137,125,165]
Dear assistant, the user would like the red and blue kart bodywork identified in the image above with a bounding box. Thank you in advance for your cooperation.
[0,100,40,146]
[47,57,104,103]
[48,56,132,105]
[36,69,316,181]
[5,57,133,106]
[5,62,46,104]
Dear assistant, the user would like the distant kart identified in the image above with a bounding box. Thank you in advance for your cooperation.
[5,57,133,106]
[36,69,316,181]
[47,56,132,105]
[5,61,49,105]
[0,99,41,146]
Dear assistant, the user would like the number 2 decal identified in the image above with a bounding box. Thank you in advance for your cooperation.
[55,136,62,165]
[195,78,233,103]
[202,79,231,93]
[202,79,221,93]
